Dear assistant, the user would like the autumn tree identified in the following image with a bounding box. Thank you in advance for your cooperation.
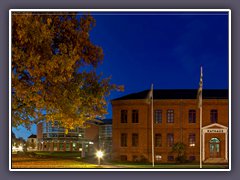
[12,12,123,131]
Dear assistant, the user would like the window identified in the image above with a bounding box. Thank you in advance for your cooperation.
[189,156,196,161]
[132,155,138,162]
[189,133,196,147]
[132,133,139,147]
[210,110,218,123]
[167,133,174,147]
[132,110,139,123]
[121,110,128,123]
[59,143,63,150]
[155,134,162,147]
[54,143,57,151]
[66,143,70,151]
[154,109,162,124]
[167,109,174,123]
[168,155,174,161]
[121,133,127,147]
[189,109,196,123]
[120,155,127,161]
[155,155,162,161]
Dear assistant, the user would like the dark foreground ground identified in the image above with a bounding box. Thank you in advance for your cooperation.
[11,152,229,169]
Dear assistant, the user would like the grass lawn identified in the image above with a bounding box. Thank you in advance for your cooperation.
[34,151,82,158]
[12,154,99,169]
[112,163,228,169]
[11,152,229,169]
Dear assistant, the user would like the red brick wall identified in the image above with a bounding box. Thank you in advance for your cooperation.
[112,99,228,162]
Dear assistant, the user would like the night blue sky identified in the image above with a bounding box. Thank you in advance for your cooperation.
[13,11,229,139]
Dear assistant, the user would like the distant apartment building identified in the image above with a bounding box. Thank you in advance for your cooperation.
[111,89,228,163]
[37,119,112,158]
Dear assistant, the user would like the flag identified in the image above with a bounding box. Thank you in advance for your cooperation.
[197,66,203,108]
[146,84,153,104]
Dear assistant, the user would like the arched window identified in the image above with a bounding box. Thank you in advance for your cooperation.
[209,137,220,143]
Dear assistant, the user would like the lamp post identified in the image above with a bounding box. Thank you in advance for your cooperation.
[96,150,103,166]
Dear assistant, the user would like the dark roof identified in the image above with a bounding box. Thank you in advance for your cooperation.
[28,134,37,138]
[100,118,112,125]
[87,118,112,125]
[112,89,228,101]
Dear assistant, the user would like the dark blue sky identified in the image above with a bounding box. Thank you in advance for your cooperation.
[13,11,229,139]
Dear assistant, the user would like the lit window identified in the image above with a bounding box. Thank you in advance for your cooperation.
[167,109,174,123]
[155,155,162,161]
[189,133,196,147]
[154,110,162,124]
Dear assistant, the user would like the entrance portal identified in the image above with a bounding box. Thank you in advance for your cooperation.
[209,138,220,158]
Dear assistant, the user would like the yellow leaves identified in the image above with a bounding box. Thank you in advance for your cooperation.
[12,13,122,130]
[47,18,52,25]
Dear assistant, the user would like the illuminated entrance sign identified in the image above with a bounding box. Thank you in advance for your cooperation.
[207,129,224,133]
[203,129,227,133]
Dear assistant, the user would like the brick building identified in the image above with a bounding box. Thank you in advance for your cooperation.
[111,89,228,163]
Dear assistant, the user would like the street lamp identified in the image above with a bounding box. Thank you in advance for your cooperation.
[96,150,104,166]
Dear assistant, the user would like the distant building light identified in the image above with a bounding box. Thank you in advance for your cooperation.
[12,145,23,152]
[89,142,94,145]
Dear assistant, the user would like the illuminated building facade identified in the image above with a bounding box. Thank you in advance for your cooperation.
[111,89,228,163]
[37,119,112,158]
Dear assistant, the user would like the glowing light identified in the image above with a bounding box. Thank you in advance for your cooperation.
[96,150,103,158]
[96,150,104,165]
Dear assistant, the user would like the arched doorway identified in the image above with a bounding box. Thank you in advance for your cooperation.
[209,138,220,158]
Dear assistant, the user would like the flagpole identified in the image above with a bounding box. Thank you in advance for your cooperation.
[199,66,203,169]
[200,101,202,169]
[151,84,154,168]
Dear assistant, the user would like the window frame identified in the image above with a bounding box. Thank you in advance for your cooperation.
[189,133,196,147]
[188,109,196,123]
[121,133,127,147]
[154,109,162,124]
[132,109,139,123]
[121,110,128,123]
[210,109,218,123]
[167,109,174,123]
[167,133,174,147]
[132,133,139,147]
[155,133,162,147]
